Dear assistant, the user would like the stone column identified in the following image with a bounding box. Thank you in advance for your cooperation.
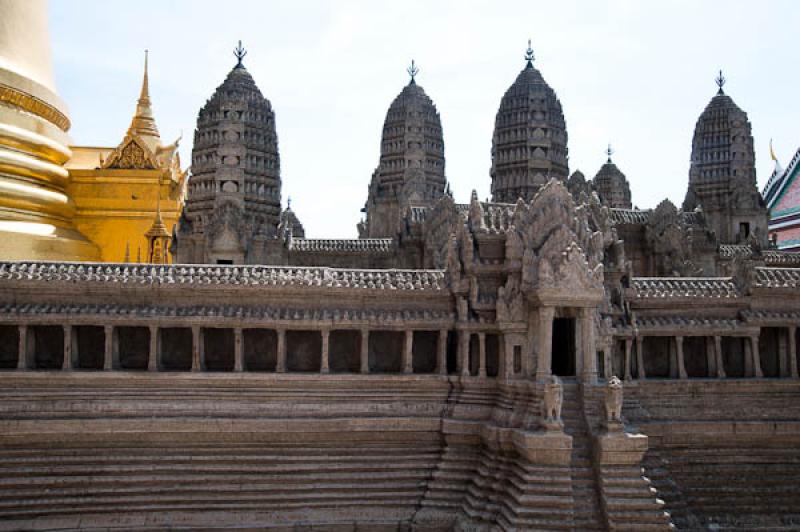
[16,325,27,370]
[437,329,448,376]
[360,329,370,374]
[404,330,414,374]
[603,347,612,379]
[103,325,113,370]
[714,336,725,378]
[623,338,632,381]
[778,328,789,378]
[581,307,597,384]
[148,325,158,371]
[675,336,687,379]
[635,336,646,379]
[459,330,470,377]
[478,332,487,377]
[62,325,72,370]
[320,329,330,374]
[191,326,201,372]
[705,337,716,378]
[276,329,286,373]
[234,328,243,372]
[789,326,798,379]
[536,307,555,382]
[750,334,763,378]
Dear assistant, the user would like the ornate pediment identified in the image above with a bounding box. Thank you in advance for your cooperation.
[102,135,159,170]
[512,179,606,303]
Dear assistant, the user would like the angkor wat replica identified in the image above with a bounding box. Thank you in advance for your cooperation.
[1,39,799,531]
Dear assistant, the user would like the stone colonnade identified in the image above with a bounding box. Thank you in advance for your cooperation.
[600,326,800,380]
[3,322,522,378]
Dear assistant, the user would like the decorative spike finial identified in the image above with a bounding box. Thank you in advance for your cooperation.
[234,40,247,67]
[606,143,614,163]
[715,69,726,94]
[770,138,779,163]
[407,59,419,83]
[140,49,150,102]
[525,39,535,67]
[287,196,292,210]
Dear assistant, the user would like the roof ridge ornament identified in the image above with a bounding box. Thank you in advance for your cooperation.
[525,39,535,67]
[606,143,614,163]
[715,69,726,95]
[407,59,419,84]
[234,40,247,67]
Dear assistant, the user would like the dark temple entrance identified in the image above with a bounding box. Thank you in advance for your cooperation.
[552,317,576,377]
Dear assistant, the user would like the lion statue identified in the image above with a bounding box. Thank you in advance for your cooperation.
[605,375,624,423]
[542,375,563,423]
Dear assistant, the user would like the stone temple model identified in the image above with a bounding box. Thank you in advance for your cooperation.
[3,4,800,530]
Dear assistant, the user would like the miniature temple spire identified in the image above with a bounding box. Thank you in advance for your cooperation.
[127,49,160,147]
[525,39,535,68]
[407,59,419,84]
[145,183,171,264]
[715,69,726,95]
[234,40,247,67]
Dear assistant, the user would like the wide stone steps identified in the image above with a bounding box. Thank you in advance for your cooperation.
[600,465,673,531]
[0,444,442,525]
[660,446,800,526]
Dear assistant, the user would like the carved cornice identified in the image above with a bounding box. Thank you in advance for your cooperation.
[0,262,446,292]
[0,83,70,132]
[630,277,740,299]
[0,302,455,325]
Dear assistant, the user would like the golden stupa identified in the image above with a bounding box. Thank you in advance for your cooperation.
[0,0,186,262]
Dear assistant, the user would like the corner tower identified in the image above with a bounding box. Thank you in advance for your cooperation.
[174,42,282,264]
[359,61,447,238]
[683,71,768,244]
[592,145,632,209]
[491,41,569,203]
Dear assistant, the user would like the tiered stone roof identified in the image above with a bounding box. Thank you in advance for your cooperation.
[754,267,800,288]
[0,262,445,291]
[290,239,394,253]
[0,302,454,323]
[609,208,702,226]
[717,245,800,266]
[630,277,740,299]
[635,315,742,331]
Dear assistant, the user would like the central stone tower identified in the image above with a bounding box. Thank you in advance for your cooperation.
[490,41,569,203]
[359,62,447,238]
[174,42,282,264]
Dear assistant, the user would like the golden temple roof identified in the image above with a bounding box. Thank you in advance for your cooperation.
[126,50,161,153]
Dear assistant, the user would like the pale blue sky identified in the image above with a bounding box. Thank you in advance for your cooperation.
[50,0,800,237]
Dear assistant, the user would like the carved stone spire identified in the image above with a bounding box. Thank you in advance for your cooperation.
[126,50,161,151]
[490,41,569,203]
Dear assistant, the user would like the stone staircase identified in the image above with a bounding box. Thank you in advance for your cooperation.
[0,442,442,530]
[656,444,800,530]
[560,380,605,530]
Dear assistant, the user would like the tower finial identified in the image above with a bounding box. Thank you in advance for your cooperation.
[287,196,292,210]
[407,59,419,84]
[606,143,614,163]
[140,49,150,102]
[715,69,726,94]
[525,39,535,67]
[234,40,247,67]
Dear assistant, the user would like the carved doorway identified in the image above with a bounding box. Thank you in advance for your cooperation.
[552,317,576,376]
